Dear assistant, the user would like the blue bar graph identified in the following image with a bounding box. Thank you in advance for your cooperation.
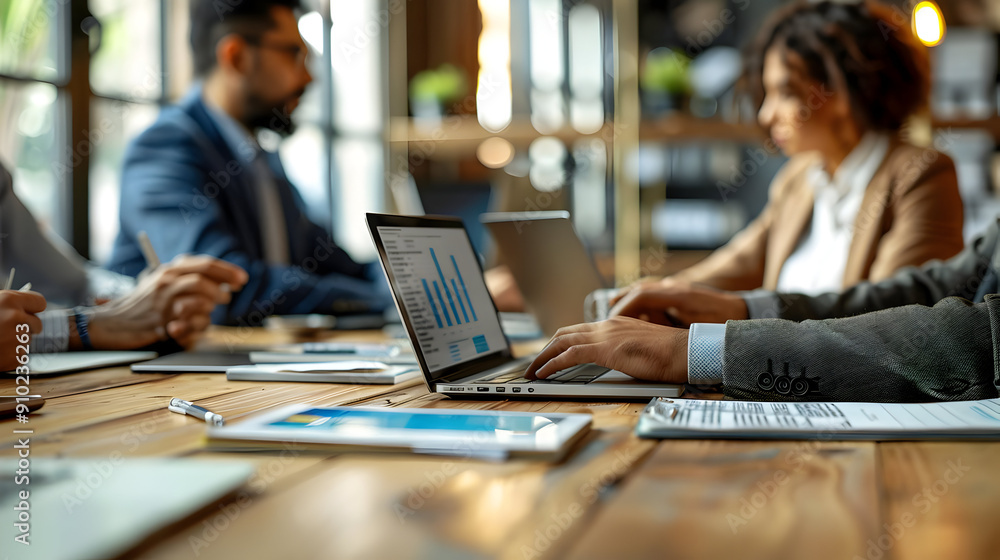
[451,255,477,321]
[451,279,470,323]
[432,280,452,326]
[421,279,443,328]
[418,247,480,328]
[430,248,462,325]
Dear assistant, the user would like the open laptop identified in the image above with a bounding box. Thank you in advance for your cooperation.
[366,213,684,399]
[481,211,607,336]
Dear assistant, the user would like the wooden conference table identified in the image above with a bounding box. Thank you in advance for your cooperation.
[2,326,999,560]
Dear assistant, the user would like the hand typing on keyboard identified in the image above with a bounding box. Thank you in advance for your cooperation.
[524,317,689,384]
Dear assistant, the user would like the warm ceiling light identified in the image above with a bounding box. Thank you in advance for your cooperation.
[477,0,513,132]
[476,137,515,168]
[912,1,945,47]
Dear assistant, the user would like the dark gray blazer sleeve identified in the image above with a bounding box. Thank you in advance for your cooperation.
[722,294,1000,402]
[747,220,999,322]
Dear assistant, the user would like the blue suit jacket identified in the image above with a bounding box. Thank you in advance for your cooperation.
[107,88,391,325]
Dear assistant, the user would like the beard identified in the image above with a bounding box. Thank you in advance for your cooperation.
[243,89,305,137]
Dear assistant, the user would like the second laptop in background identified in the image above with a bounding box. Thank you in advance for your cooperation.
[481,211,608,336]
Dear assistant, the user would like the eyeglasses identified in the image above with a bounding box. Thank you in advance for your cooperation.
[244,38,309,68]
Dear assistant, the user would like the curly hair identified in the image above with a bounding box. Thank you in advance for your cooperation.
[743,1,931,132]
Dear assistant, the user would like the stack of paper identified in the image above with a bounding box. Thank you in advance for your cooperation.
[636,398,1000,440]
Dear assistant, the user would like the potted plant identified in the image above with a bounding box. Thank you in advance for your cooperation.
[409,64,469,126]
[640,48,693,115]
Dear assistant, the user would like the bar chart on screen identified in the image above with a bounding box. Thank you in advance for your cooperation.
[379,226,507,371]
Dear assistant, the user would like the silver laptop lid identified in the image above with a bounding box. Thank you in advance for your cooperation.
[480,211,607,335]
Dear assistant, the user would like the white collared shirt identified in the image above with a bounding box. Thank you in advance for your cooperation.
[775,132,891,295]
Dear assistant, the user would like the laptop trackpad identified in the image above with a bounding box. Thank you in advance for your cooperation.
[590,370,663,385]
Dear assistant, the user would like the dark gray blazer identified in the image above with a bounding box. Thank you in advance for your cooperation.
[725,220,1000,402]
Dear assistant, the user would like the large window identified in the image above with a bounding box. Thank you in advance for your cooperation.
[0,0,69,238]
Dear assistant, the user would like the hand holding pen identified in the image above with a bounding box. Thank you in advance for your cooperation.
[1,268,46,371]
[76,234,249,350]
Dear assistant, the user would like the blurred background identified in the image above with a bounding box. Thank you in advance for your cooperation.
[1,0,999,285]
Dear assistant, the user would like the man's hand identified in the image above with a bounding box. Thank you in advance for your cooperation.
[606,276,661,307]
[609,280,749,327]
[524,316,688,384]
[0,291,46,371]
[83,255,249,350]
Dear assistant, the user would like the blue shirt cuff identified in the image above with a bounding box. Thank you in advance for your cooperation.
[687,322,725,385]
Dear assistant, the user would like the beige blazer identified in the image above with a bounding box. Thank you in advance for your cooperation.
[672,140,965,292]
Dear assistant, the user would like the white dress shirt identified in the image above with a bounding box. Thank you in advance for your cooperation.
[775,133,891,295]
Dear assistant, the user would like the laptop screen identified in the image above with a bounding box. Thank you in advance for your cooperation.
[375,224,509,375]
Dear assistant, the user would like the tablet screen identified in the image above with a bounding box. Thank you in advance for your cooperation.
[269,407,561,435]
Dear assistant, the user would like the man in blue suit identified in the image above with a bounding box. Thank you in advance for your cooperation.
[108,0,390,325]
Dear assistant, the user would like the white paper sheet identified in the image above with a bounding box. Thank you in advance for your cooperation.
[636,398,1000,440]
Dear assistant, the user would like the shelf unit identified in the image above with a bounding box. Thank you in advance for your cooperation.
[385,1,1000,285]
[388,114,765,153]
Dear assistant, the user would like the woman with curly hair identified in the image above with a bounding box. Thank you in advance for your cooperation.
[660,0,963,296]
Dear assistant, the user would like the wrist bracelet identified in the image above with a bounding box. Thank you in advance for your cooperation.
[73,308,94,351]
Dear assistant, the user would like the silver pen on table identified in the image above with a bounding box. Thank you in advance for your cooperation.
[168,398,225,426]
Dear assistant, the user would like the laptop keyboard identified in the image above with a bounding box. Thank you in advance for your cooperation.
[472,363,609,384]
